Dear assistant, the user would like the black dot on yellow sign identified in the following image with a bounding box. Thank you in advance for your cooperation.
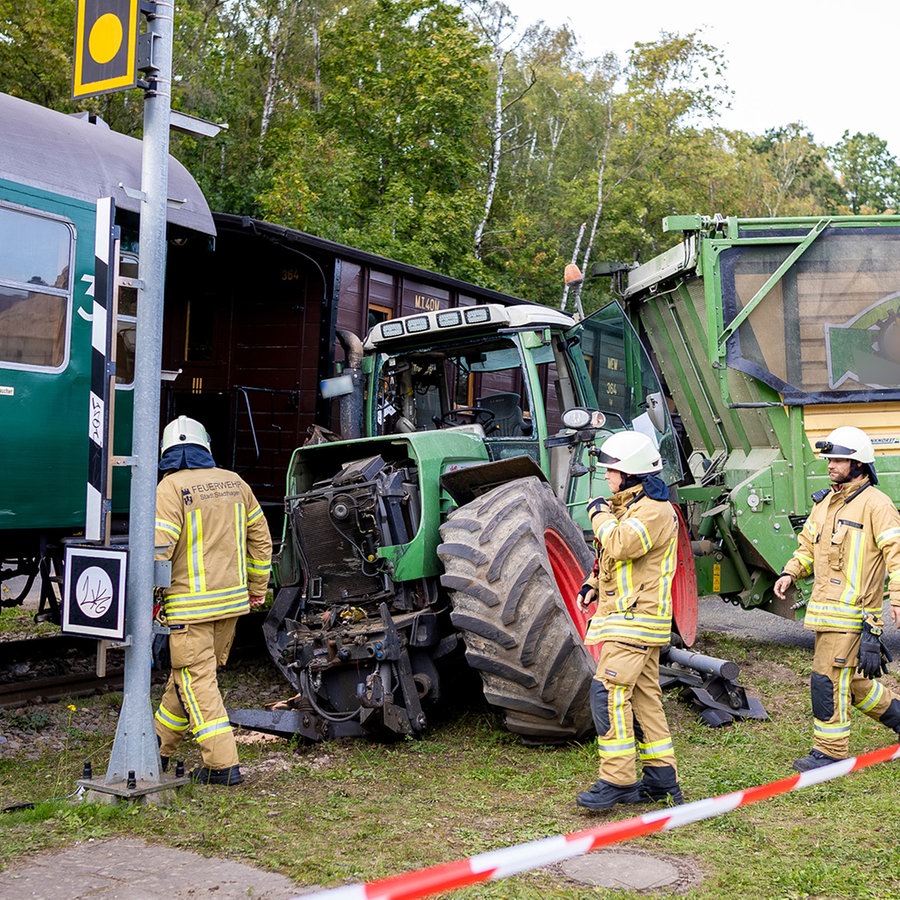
[73,0,139,98]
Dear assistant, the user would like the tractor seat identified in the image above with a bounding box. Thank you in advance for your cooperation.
[476,392,530,437]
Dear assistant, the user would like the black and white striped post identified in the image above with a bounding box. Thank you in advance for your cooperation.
[85,196,118,544]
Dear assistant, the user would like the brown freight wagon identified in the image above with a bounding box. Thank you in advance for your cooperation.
[159,214,533,529]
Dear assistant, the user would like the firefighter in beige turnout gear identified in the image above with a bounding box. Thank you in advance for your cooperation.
[575,430,683,810]
[154,417,272,785]
[775,426,900,772]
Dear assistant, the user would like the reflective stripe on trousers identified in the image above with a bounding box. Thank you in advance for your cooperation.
[810,630,900,758]
[591,641,677,785]
[155,617,239,769]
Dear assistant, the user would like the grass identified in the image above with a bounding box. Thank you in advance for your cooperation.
[0,595,56,636]
[3,629,900,899]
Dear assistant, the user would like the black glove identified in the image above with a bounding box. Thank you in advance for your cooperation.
[587,497,610,519]
[858,620,891,679]
[151,632,171,671]
[880,633,894,670]
[577,583,594,607]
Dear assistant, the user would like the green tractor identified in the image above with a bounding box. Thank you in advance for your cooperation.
[249,301,697,743]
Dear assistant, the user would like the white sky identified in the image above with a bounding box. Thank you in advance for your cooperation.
[503,0,898,155]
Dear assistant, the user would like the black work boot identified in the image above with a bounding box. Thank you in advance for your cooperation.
[157,735,169,774]
[575,779,644,811]
[640,765,684,805]
[792,749,842,772]
[878,698,900,733]
[189,764,243,786]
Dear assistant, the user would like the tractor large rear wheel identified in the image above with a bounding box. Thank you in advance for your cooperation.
[437,476,596,743]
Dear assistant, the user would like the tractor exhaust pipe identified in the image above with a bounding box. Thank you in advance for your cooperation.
[332,329,364,439]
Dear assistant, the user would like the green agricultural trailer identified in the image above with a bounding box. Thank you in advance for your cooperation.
[612,213,900,616]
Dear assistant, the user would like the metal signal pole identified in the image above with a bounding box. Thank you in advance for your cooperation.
[101,0,177,795]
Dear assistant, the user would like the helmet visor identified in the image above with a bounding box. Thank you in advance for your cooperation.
[815,440,856,456]
[594,450,622,468]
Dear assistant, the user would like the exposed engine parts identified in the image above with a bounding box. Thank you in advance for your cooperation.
[244,453,450,741]
[289,454,422,611]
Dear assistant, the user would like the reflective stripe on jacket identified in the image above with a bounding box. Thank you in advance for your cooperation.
[155,467,273,624]
[584,484,678,646]
[782,479,900,633]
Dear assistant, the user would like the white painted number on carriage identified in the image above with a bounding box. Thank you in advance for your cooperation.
[75,567,114,618]
[0,386,13,396]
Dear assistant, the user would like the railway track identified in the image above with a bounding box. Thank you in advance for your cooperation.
[0,669,128,708]
[0,614,268,709]
[1,634,103,664]
[0,634,129,708]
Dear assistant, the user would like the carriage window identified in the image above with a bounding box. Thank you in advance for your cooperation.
[368,303,392,332]
[0,206,72,369]
[115,253,138,384]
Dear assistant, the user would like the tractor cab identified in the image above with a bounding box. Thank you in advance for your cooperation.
[356,300,684,491]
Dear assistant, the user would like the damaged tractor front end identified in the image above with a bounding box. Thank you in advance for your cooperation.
[231,433,484,742]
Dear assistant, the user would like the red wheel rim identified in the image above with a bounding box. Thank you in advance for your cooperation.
[545,528,600,662]
[672,507,698,646]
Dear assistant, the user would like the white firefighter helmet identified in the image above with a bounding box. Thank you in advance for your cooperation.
[815,426,875,464]
[595,430,663,475]
[160,416,211,455]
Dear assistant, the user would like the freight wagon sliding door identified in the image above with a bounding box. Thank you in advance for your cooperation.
[161,235,323,526]
[228,260,313,511]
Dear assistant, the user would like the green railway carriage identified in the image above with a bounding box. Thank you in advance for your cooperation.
[0,91,215,572]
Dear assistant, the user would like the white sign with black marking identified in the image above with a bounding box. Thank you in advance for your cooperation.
[62,545,127,639]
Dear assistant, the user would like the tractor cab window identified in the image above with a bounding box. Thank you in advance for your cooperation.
[373,336,535,454]
[0,205,72,370]
[575,300,683,485]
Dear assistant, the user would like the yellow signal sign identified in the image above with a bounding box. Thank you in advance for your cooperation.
[73,0,140,98]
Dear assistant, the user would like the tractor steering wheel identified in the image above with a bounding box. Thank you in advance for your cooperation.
[438,407,496,430]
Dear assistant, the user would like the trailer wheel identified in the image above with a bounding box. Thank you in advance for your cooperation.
[437,476,596,743]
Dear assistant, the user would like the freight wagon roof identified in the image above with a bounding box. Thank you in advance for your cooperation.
[214,213,536,307]
[0,92,215,236]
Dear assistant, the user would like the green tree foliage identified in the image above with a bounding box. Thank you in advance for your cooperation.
[458,15,591,299]
[2,1,898,303]
[594,32,733,264]
[829,130,900,214]
[260,0,489,276]
[0,0,73,108]
[738,123,844,216]
[168,0,332,214]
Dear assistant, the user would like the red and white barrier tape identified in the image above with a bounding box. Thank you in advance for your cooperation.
[298,743,900,900]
